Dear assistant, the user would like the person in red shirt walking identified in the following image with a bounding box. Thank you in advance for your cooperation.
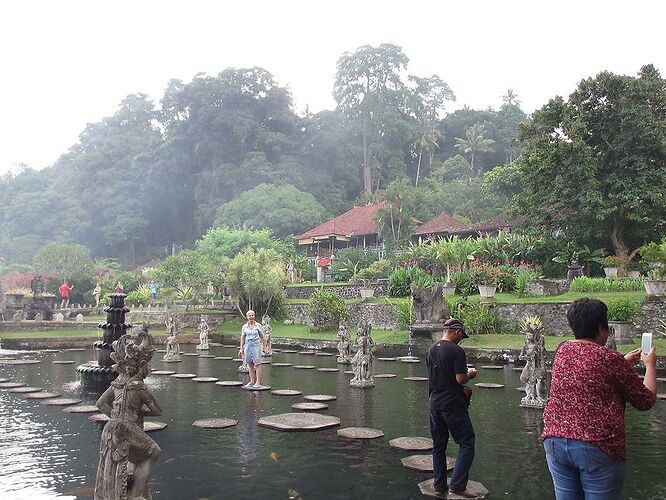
[542,298,657,500]
[59,280,74,308]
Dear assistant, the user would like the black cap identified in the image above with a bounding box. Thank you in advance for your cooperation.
[443,318,468,338]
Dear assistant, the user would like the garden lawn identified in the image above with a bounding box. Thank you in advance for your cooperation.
[474,291,647,304]
[0,329,171,339]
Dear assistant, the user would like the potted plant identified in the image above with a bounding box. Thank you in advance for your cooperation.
[606,299,641,345]
[602,256,620,279]
[358,279,375,299]
[640,241,666,297]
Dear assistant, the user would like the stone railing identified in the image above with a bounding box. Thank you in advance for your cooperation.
[284,283,388,300]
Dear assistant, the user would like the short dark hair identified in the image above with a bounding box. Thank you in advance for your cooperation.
[566,298,608,340]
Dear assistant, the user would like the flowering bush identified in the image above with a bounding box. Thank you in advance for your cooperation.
[452,260,539,295]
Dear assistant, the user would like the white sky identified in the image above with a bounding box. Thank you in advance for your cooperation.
[0,0,663,174]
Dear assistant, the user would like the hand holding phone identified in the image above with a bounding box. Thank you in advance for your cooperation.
[641,332,653,355]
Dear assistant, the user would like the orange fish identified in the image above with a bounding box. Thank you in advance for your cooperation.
[270,452,279,462]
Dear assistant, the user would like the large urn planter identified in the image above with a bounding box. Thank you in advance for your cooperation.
[441,282,456,297]
[644,280,666,297]
[603,267,619,279]
[608,321,634,345]
[627,271,641,279]
[359,288,375,299]
[478,285,497,303]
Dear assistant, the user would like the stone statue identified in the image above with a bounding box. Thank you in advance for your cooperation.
[94,331,162,500]
[196,315,210,350]
[605,325,618,351]
[519,316,548,409]
[336,322,352,364]
[163,313,181,362]
[350,319,375,388]
[76,313,84,324]
[34,312,43,321]
[261,314,273,356]
[54,312,64,323]
[410,283,449,324]
[12,310,24,321]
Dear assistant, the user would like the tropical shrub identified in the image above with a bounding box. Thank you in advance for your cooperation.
[606,299,642,322]
[330,247,378,282]
[388,266,434,297]
[392,298,415,330]
[570,277,643,293]
[515,268,543,294]
[452,261,539,295]
[458,302,504,335]
[126,290,150,306]
[353,259,394,282]
[308,288,350,332]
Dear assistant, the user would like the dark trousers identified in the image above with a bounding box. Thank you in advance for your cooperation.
[429,408,475,492]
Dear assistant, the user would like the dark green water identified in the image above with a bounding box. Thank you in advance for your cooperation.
[1,346,665,499]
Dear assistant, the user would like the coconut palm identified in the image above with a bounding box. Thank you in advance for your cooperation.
[455,124,495,175]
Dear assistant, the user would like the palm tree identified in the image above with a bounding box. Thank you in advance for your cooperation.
[502,89,521,106]
[454,124,495,175]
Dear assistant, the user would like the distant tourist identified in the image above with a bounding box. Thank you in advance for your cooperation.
[92,282,101,307]
[223,285,230,307]
[59,280,74,308]
[149,281,158,305]
[286,261,295,283]
[207,282,215,307]
[426,318,477,498]
[114,282,124,293]
[542,298,657,500]
[238,310,267,388]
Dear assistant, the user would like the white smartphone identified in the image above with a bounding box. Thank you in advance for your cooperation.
[641,332,653,355]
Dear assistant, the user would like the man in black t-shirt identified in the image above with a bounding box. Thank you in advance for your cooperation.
[426,318,478,498]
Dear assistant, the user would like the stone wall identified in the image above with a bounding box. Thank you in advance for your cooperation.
[284,283,388,300]
[285,302,398,330]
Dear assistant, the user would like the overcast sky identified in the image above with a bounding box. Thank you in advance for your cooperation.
[1,0,663,174]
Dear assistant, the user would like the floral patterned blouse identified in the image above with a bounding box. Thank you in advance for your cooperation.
[542,340,656,460]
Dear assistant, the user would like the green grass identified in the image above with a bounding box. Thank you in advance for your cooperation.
[480,291,647,304]
[286,281,352,288]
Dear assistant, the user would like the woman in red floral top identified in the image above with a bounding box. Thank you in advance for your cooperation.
[542,298,657,500]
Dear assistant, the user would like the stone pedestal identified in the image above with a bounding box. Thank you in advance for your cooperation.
[609,321,634,345]
[409,323,444,351]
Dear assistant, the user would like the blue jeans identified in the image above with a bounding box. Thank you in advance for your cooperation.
[429,408,475,492]
[544,437,625,500]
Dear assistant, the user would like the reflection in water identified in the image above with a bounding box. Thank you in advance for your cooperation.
[239,392,261,469]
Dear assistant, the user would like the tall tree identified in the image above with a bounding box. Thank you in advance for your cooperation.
[455,124,496,175]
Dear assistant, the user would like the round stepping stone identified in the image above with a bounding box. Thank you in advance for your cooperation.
[272,363,292,367]
[193,418,238,429]
[223,344,238,348]
[512,367,524,371]
[216,380,244,387]
[304,394,337,402]
[294,365,315,370]
[317,368,339,372]
[199,355,215,359]
[151,370,176,375]
[418,479,488,498]
[292,402,328,411]
[192,377,219,383]
[657,393,666,400]
[64,405,99,413]
[232,358,243,362]
[474,383,505,389]
[53,360,76,365]
[271,389,302,396]
[516,387,526,392]
[281,350,298,354]
[315,352,334,357]
[374,374,396,378]
[42,349,59,353]
[261,360,272,364]
[298,351,315,355]
[344,370,354,375]
[0,359,42,365]
[42,398,82,406]
[182,353,199,357]
[404,376,428,381]
[656,377,666,382]
[171,373,196,379]
[400,359,420,364]
[0,378,10,383]
[8,386,43,393]
[156,349,167,353]
[337,427,384,439]
[243,384,271,391]
[162,359,182,363]
[377,357,396,361]
[271,348,281,352]
[258,412,340,432]
[389,436,433,451]
[26,391,61,399]
[481,365,503,369]
[0,382,26,389]
[68,348,86,351]
[215,356,233,360]
[144,421,167,432]
[401,454,455,472]
[88,413,110,422]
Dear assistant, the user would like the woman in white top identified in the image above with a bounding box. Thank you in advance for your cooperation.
[238,310,267,388]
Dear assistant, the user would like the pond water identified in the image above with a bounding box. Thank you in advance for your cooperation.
[1,345,665,499]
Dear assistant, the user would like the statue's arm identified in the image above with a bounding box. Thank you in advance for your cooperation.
[141,389,162,417]
[96,387,114,416]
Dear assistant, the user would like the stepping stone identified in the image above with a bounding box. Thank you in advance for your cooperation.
[232,358,243,362]
[272,363,292,367]
[317,368,339,372]
[292,402,328,411]
[0,382,26,389]
[215,356,233,360]
[315,352,334,357]
[192,377,219,383]
[389,437,433,451]
[171,373,197,379]
[0,378,10,383]
[156,349,167,353]
[404,377,428,382]
[258,413,340,432]
[89,413,110,422]
[223,344,238,348]
[271,389,302,396]
[216,380,244,387]
[53,360,76,365]
[374,374,396,378]
[338,427,384,439]
[243,384,271,391]
[162,359,182,363]
[401,359,420,364]
[0,359,42,365]
[42,398,82,406]
[512,367,524,371]
[271,348,281,352]
[418,479,488,499]
[657,393,666,400]
[401,454,455,472]
[151,370,176,375]
[199,355,215,358]
[281,350,298,354]
[68,348,86,351]
[294,365,315,370]
[8,386,43,393]
[298,351,315,355]
[481,365,503,370]
[377,357,396,361]
[474,383,505,389]
[144,421,168,432]
[182,353,199,357]
[64,405,99,413]
[344,370,355,375]
[209,342,223,347]
[193,418,238,429]
[261,360,272,364]
[26,391,61,399]
[42,349,59,353]
[656,377,666,382]
[516,387,526,392]
[304,394,337,402]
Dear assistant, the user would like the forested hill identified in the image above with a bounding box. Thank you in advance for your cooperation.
[0,44,525,264]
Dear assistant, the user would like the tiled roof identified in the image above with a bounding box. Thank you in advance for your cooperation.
[294,203,386,240]
[413,212,466,236]
[456,214,510,234]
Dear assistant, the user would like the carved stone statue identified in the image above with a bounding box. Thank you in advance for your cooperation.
[605,325,618,351]
[410,283,449,324]
[519,316,547,409]
[94,330,162,500]
[162,313,181,362]
[54,312,64,323]
[76,313,84,324]
[196,315,210,350]
[336,322,352,364]
[34,312,43,321]
[350,319,375,388]
[12,310,24,321]
[261,314,272,356]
